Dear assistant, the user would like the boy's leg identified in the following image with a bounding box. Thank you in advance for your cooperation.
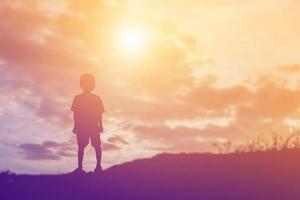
[78,146,85,170]
[94,145,102,168]
[76,133,88,170]
[91,133,102,169]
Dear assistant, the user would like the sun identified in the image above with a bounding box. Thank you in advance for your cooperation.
[119,26,148,53]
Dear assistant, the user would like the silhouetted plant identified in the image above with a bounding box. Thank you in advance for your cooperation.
[213,131,300,154]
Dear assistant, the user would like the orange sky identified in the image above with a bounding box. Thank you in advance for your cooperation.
[1,0,300,173]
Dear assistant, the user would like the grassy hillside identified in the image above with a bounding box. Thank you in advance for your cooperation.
[1,150,300,200]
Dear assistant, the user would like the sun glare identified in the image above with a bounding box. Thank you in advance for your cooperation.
[119,27,148,53]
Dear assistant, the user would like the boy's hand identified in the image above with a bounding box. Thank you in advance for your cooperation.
[97,126,103,133]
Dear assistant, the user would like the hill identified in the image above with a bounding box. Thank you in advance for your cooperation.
[1,150,300,200]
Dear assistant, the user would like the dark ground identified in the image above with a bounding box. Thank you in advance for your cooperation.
[1,150,300,200]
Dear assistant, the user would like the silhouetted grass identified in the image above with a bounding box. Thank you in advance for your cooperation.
[213,131,300,154]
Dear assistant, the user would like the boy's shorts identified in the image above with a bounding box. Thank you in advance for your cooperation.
[76,132,101,148]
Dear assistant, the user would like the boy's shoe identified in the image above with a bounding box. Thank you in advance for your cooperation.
[71,167,85,175]
[93,166,103,174]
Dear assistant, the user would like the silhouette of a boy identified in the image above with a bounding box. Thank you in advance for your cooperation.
[71,74,104,173]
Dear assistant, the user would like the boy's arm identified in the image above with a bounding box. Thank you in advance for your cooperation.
[73,112,78,134]
[97,97,104,133]
[71,96,78,134]
[98,114,103,133]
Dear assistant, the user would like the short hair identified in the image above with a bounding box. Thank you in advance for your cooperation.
[80,73,95,91]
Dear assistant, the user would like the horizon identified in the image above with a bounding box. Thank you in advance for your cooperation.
[1,0,300,174]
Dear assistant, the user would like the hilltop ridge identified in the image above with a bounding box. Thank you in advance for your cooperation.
[1,150,300,200]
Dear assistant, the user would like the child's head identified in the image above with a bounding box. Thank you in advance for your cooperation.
[80,73,95,92]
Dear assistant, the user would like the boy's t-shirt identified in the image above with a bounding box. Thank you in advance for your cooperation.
[71,93,104,133]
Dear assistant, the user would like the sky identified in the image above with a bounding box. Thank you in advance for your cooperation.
[1,0,300,173]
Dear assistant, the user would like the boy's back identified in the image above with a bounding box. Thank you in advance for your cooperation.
[71,93,104,133]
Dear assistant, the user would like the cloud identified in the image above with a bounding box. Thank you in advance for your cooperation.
[107,136,130,145]
[18,141,75,160]
[17,139,124,162]
[130,77,300,149]
[102,142,120,151]
[134,125,200,143]
[277,65,300,74]
[133,123,232,153]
